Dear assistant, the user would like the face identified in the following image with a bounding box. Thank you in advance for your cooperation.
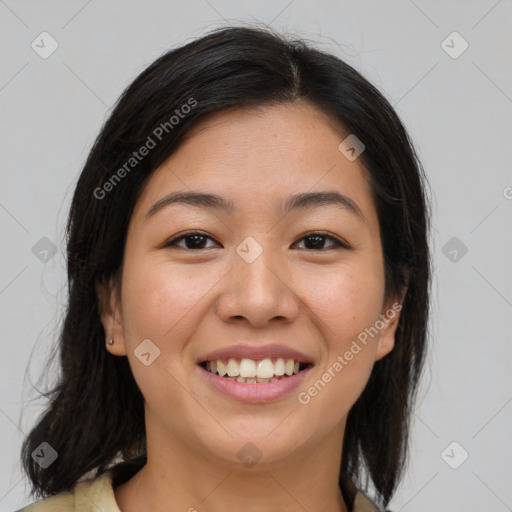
[99,101,401,470]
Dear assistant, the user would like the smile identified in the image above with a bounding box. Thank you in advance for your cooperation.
[200,357,311,383]
[197,357,313,403]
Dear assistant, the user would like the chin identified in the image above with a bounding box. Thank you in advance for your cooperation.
[194,421,310,469]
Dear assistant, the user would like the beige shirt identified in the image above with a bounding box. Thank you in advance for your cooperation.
[15,470,385,512]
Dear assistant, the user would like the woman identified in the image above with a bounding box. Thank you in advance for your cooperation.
[17,24,431,512]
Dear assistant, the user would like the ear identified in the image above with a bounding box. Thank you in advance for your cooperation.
[96,276,127,356]
[374,297,404,362]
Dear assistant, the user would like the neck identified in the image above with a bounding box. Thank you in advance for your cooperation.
[114,420,348,512]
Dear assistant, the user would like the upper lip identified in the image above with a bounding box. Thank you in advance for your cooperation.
[198,344,314,364]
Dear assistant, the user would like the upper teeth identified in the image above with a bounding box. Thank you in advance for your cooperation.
[205,358,301,379]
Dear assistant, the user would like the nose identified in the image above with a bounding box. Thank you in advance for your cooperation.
[215,246,300,327]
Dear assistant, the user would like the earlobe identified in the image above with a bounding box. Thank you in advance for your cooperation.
[96,277,127,356]
[374,300,403,362]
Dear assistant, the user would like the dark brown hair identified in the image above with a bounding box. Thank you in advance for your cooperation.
[21,24,431,508]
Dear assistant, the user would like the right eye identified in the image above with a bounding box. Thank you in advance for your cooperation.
[163,231,220,250]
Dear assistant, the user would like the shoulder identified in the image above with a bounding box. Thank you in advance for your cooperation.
[14,470,120,512]
[14,490,74,512]
[341,475,390,512]
[353,488,389,512]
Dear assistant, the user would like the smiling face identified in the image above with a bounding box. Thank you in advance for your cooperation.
[99,101,401,471]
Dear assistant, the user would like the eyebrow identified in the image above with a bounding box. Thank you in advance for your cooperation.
[145,190,364,221]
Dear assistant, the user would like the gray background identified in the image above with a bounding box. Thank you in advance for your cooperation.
[1,1,511,511]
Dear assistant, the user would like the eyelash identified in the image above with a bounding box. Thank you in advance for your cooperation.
[163,230,351,252]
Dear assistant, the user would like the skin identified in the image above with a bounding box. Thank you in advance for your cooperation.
[98,101,403,512]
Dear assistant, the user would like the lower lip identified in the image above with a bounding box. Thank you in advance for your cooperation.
[198,365,312,403]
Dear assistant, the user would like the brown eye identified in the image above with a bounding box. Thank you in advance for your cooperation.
[293,232,350,251]
[165,231,219,250]
[163,230,350,251]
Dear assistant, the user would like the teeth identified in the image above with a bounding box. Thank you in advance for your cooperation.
[203,357,306,382]
[217,360,227,377]
[274,358,285,376]
[226,358,239,377]
[256,358,274,379]
[284,359,294,376]
[239,358,257,378]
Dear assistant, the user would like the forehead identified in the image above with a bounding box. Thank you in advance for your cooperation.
[133,102,377,226]
[181,101,351,153]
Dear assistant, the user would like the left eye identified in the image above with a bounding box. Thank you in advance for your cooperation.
[292,232,349,251]
[164,231,349,251]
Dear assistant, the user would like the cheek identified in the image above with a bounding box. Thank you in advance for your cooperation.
[119,257,217,411]
[121,255,219,343]
[302,260,385,344]
[294,262,384,417]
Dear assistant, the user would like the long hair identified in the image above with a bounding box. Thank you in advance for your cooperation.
[21,24,431,508]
